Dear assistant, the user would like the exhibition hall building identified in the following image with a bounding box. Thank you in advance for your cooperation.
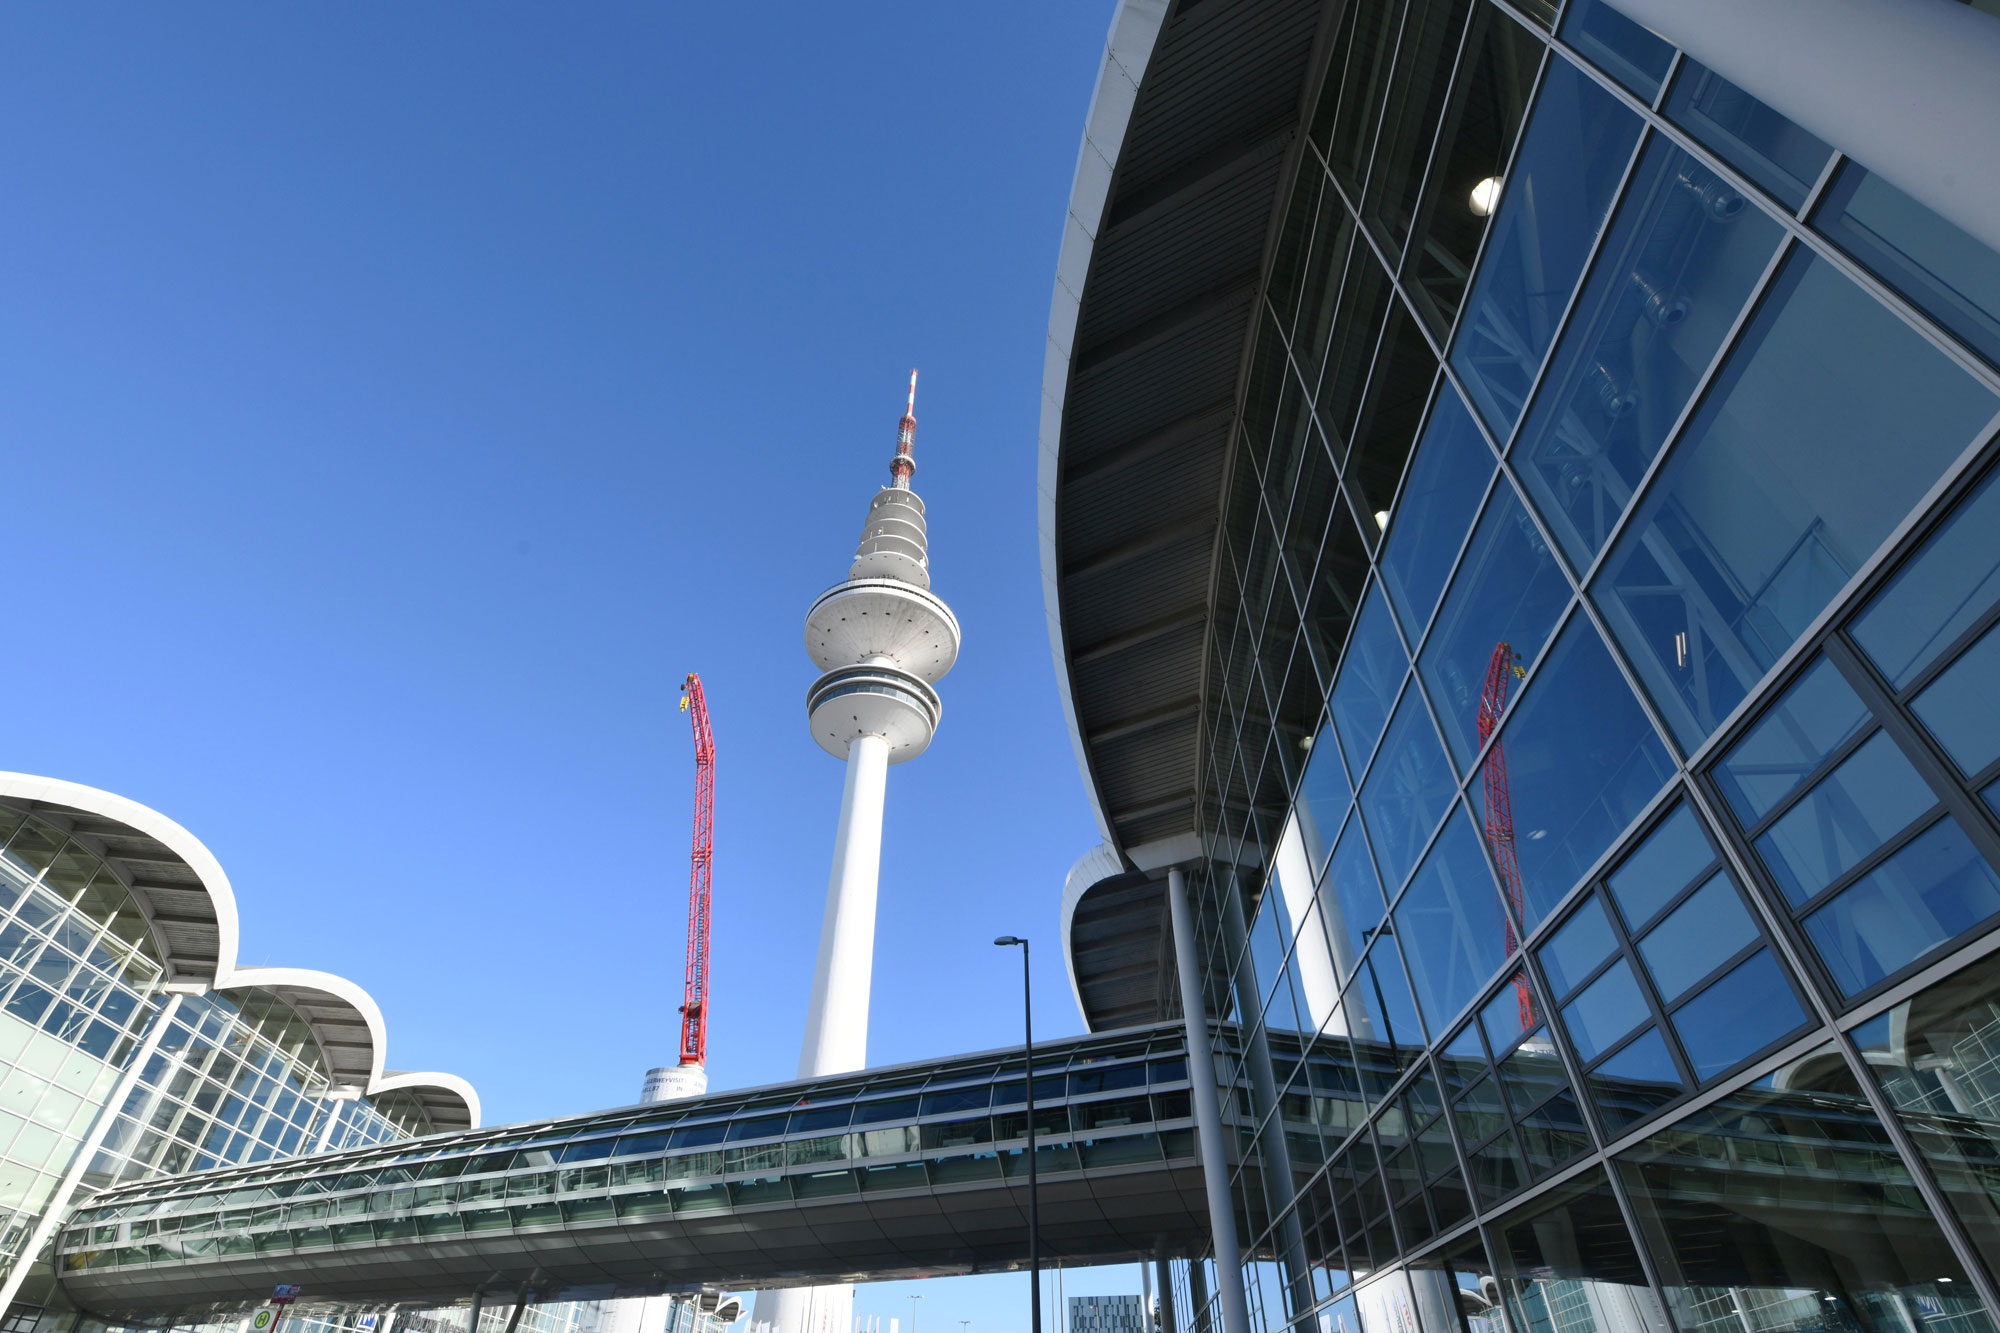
[1042,2,2000,1333]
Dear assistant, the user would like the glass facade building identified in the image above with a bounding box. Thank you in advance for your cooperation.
[0,779,479,1333]
[1046,6,2000,1333]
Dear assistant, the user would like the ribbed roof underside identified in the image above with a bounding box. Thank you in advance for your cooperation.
[1054,0,1329,858]
[14,798,224,981]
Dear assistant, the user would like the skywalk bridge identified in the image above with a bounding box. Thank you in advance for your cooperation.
[55,1026,1232,1323]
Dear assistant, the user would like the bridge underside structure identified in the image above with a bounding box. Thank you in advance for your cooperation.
[55,1026,1230,1324]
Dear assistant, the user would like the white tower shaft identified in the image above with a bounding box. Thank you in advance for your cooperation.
[798,731,890,1077]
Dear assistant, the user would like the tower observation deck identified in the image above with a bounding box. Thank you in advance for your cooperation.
[796,374,960,1079]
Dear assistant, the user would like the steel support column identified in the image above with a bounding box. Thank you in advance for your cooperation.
[1165,867,1249,1333]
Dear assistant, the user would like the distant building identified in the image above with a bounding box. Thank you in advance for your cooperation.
[1068,1296,1146,1333]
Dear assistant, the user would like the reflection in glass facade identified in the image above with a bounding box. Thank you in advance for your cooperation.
[1164,6,2000,1333]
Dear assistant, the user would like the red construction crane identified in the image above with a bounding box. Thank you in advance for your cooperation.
[1477,643,1535,1026]
[677,673,716,1068]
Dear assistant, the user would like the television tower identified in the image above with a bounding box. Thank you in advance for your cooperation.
[750,372,959,1333]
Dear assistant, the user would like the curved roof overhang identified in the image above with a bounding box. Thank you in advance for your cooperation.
[0,772,479,1134]
[1042,0,1336,1023]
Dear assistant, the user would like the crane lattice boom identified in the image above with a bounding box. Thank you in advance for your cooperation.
[1477,643,1534,1026]
[678,673,716,1067]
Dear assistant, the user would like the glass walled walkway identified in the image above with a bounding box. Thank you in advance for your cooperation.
[54,1026,1211,1324]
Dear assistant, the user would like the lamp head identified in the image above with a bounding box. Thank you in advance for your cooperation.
[994,935,1025,947]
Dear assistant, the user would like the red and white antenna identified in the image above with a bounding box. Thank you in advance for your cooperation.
[890,369,918,489]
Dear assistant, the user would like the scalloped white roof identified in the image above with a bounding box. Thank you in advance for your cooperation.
[0,772,479,1134]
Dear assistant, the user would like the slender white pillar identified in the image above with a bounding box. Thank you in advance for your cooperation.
[1165,868,1249,1333]
[798,732,891,1077]
[1605,0,2000,257]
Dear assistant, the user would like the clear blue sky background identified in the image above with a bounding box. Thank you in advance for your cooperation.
[0,5,1146,1327]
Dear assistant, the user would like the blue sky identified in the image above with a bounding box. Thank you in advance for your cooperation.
[0,4,1144,1324]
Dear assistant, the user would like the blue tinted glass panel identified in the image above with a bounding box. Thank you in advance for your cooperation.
[1419,485,1573,767]
[1331,586,1408,771]
[1360,690,1459,892]
[1395,809,1511,1029]
[1539,894,1618,998]
[1669,949,1803,1079]
[1712,658,1869,826]
[1475,619,1674,930]
[1913,625,2000,779]
[1451,60,1644,438]
[1381,388,1495,640]
[1515,138,1784,567]
[1481,975,1537,1056]
[1755,731,1937,906]
[1593,252,1999,749]
[1817,163,2000,369]
[1559,0,1673,99]
[1296,726,1353,874]
[1635,872,1755,1001]
[1804,817,2000,996]
[1588,1025,1681,1131]
[1605,804,1713,931]
[1325,820,1386,963]
[1363,938,1430,1057]
[1562,958,1649,1062]
[1663,61,1832,213]
[1852,467,2000,689]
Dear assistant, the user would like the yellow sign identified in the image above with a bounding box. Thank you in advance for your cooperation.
[252,1310,276,1331]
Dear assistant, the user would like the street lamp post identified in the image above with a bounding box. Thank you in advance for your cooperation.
[909,1293,922,1333]
[994,936,1040,1333]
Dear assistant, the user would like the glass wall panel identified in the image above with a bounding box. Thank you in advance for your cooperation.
[1854,952,2000,1287]
[1618,1046,1995,1333]
[1395,808,1510,1030]
[1381,385,1494,641]
[1332,586,1410,775]
[1710,658,1869,826]
[1298,196,1362,380]
[1360,688,1460,891]
[1490,1167,1668,1333]
[1850,465,2000,691]
[1663,61,1831,214]
[1476,619,1675,929]
[1325,819,1388,965]
[1593,250,1999,749]
[1408,1229,1506,1333]
[1324,0,1411,199]
[1298,724,1355,875]
[1362,0,1475,261]
[1514,138,1784,569]
[1319,255,1396,454]
[1817,162,2000,369]
[1802,815,2000,997]
[1347,312,1440,546]
[1404,3,1543,338]
[1913,626,2000,782]
[1560,0,1673,99]
[1418,484,1573,769]
[1450,58,1644,438]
